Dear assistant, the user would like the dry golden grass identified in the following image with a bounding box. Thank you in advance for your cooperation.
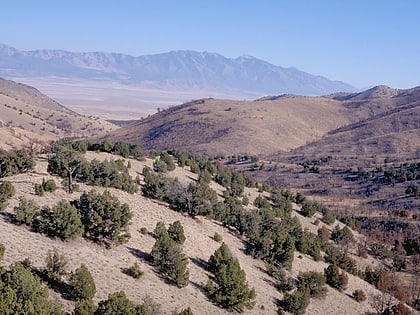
[0,153,394,314]
[0,93,117,151]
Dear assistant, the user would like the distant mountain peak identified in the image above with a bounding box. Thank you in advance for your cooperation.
[0,43,357,96]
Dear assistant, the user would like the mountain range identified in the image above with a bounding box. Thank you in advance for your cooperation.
[0,43,356,96]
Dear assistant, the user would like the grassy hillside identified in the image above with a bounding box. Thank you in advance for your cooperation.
[0,78,118,151]
[0,148,417,314]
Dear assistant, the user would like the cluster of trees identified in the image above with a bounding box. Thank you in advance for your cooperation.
[0,244,173,315]
[206,243,256,311]
[150,221,189,287]
[142,159,326,273]
[0,149,35,178]
[13,190,132,245]
[35,178,57,196]
[51,138,145,161]
[48,142,137,193]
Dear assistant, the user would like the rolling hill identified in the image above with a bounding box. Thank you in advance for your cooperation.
[0,77,118,151]
[103,85,420,158]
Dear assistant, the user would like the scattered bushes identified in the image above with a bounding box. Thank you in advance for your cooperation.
[69,263,96,300]
[124,262,144,279]
[0,262,58,314]
[0,243,5,261]
[0,149,35,178]
[14,197,39,225]
[45,248,68,281]
[324,264,348,291]
[168,220,186,245]
[297,271,327,298]
[280,288,310,315]
[35,178,57,196]
[213,232,223,242]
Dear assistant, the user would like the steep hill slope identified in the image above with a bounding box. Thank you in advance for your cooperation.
[0,78,118,151]
[1,151,410,314]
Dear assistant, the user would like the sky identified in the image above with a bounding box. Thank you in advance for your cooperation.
[1,0,420,89]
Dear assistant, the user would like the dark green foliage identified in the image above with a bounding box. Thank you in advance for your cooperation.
[403,235,420,255]
[208,243,232,274]
[168,220,186,244]
[213,232,223,242]
[324,245,357,274]
[300,202,318,217]
[321,208,336,225]
[0,243,4,261]
[14,197,39,225]
[43,178,57,192]
[139,227,148,235]
[48,143,85,193]
[88,141,145,160]
[150,222,189,287]
[253,195,270,209]
[153,152,176,173]
[74,190,132,245]
[331,225,354,246]
[45,248,68,281]
[0,149,35,178]
[74,298,97,315]
[297,271,327,298]
[271,234,295,270]
[0,181,15,210]
[280,287,310,315]
[270,190,293,216]
[93,292,153,315]
[95,291,134,315]
[266,264,296,292]
[141,167,178,201]
[296,231,322,261]
[0,262,56,314]
[124,262,144,279]
[206,243,256,311]
[33,200,83,240]
[81,159,138,193]
[160,152,176,171]
[324,264,348,291]
[352,289,366,302]
[34,178,57,195]
[69,264,96,300]
[198,169,212,184]
[369,243,394,259]
[363,266,382,286]
[48,143,137,194]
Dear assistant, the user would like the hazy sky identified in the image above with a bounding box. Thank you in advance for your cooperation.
[1,0,419,89]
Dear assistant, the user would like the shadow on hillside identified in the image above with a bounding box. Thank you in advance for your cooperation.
[190,256,208,271]
[126,246,151,262]
[32,268,74,300]
[189,279,209,297]
[0,211,14,223]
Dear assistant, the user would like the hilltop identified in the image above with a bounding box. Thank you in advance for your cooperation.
[103,85,420,158]
[0,77,118,151]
